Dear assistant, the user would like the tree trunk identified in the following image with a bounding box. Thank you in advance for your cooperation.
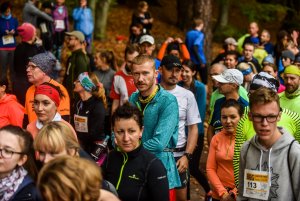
[94,0,112,40]
[177,0,194,30]
[218,0,230,28]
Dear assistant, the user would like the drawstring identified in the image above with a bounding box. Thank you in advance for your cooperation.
[268,148,273,186]
[259,150,263,171]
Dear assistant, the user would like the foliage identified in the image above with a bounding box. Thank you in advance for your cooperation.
[213,25,244,42]
[238,1,287,23]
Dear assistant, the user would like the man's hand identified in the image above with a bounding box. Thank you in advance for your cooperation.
[176,155,189,173]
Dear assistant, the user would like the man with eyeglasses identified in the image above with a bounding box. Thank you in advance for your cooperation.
[279,65,300,115]
[24,52,70,127]
[233,72,300,189]
[237,87,300,200]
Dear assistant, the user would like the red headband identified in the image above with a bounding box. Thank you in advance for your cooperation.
[34,85,60,107]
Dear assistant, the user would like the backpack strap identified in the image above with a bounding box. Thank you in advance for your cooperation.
[287,139,296,201]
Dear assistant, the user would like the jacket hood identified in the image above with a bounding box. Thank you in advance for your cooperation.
[0,94,19,104]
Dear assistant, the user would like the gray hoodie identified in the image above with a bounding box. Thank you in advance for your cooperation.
[238,127,300,201]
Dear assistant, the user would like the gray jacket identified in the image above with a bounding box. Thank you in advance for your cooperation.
[22,1,53,27]
[238,127,300,201]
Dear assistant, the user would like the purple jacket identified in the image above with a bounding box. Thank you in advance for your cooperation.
[52,5,69,32]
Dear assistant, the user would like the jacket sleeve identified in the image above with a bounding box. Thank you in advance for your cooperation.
[147,158,170,201]
[157,42,168,61]
[206,136,227,197]
[143,98,179,152]
[74,54,89,78]
[180,43,190,60]
[28,5,53,22]
[8,104,24,128]
[72,8,82,21]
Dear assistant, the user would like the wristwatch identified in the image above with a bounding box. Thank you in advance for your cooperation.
[184,152,193,161]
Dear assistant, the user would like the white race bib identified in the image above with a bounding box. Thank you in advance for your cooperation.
[74,114,88,133]
[40,23,48,33]
[243,169,270,200]
[55,20,65,30]
[2,35,14,45]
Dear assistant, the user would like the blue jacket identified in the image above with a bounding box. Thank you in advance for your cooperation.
[0,15,18,49]
[72,7,94,36]
[10,175,42,201]
[178,80,206,135]
[129,86,181,189]
[185,29,206,65]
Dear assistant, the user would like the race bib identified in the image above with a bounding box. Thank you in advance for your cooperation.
[55,20,65,30]
[40,23,48,33]
[243,169,270,200]
[74,114,88,133]
[2,35,14,45]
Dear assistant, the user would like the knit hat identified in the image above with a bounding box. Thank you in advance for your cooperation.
[282,50,295,61]
[249,72,279,92]
[17,23,36,42]
[29,52,57,75]
[212,69,243,85]
[284,65,300,76]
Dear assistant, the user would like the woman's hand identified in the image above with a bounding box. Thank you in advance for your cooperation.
[221,192,235,201]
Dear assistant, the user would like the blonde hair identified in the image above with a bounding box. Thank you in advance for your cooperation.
[132,54,155,70]
[34,121,79,156]
[38,156,102,201]
[89,72,108,109]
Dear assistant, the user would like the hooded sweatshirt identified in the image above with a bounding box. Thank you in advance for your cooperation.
[238,127,300,200]
[0,94,24,128]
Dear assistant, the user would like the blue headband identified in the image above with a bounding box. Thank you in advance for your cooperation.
[241,67,252,75]
[78,72,96,92]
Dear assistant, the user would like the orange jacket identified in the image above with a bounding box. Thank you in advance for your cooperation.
[0,94,24,128]
[206,129,237,199]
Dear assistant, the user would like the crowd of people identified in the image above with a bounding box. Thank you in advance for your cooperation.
[0,0,300,201]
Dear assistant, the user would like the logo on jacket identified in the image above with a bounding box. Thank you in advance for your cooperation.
[128,174,140,180]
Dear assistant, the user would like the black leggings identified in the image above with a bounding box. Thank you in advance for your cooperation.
[187,135,210,199]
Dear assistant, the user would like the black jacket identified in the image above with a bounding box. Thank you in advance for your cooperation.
[11,175,42,201]
[103,145,169,201]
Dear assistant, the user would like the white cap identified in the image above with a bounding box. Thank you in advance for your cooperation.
[139,35,155,45]
[224,37,238,46]
[212,69,243,85]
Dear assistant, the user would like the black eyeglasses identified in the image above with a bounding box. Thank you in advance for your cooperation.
[250,113,280,123]
[26,64,38,70]
[0,148,23,159]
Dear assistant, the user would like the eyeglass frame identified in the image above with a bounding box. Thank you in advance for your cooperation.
[249,112,281,123]
[0,148,24,159]
[26,64,39,71]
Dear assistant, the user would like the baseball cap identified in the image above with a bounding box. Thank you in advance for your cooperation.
[139,35,155,45]
[224,37,237,46]
[282,50,295,61]
[160,55,182,70]
[249,72,279,92]
[65,31,85,42]
[212,69,243,85]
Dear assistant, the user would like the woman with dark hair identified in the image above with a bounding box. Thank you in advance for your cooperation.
[0,125,41,201]
[103,103,169,201]
[178,59,211,199]
[206,99,244,201]
[73,72,107,154]
[0,77,24,128]
[26,82,75,138]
